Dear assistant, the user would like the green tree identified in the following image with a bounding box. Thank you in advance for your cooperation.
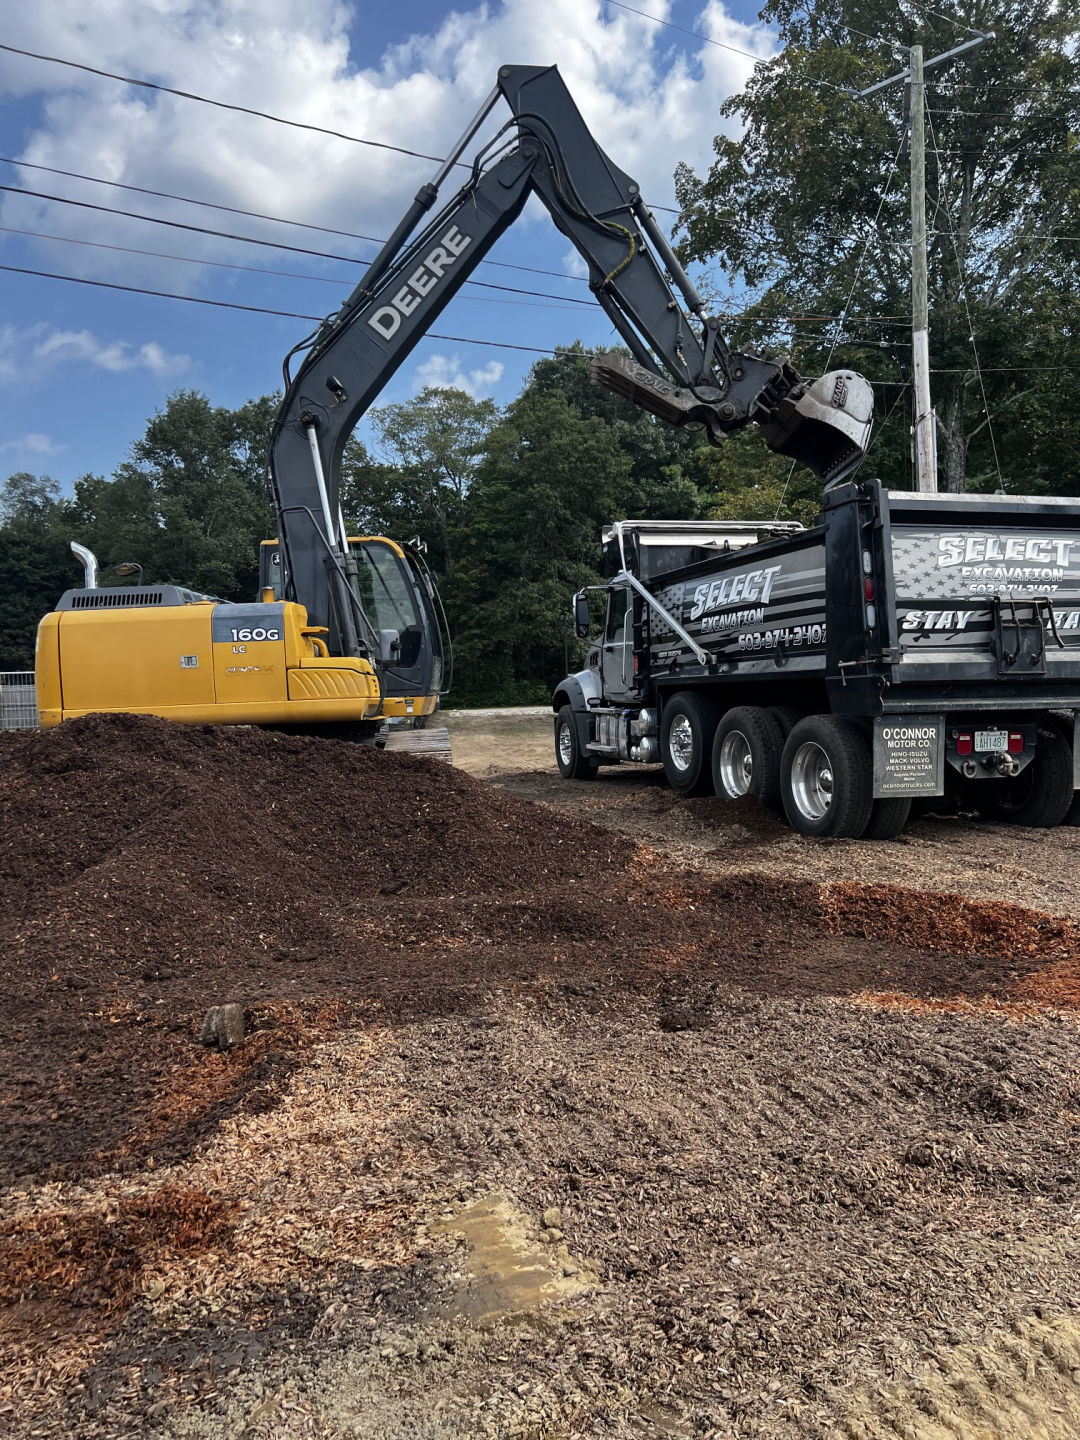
[0,472,77,668]
[525,345,712,518]
[451,386,636,703]
[342,387,499,579]
[73,390,278,597]
[675,0,1080,494]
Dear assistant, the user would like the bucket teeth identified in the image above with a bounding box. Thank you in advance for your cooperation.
[590,353,726,441]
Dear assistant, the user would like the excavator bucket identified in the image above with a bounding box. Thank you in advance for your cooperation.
[756,371,874,487]
[590,353,873,487]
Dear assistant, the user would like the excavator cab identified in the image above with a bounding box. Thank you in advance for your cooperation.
[258,536,448,703]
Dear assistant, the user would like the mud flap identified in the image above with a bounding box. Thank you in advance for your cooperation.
[872,715,944,798]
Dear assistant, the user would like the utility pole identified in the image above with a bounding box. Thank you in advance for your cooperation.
[908,44,935,493]
[854,32,993,494]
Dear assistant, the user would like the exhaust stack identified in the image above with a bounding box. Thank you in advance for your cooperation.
[70,542,100,589]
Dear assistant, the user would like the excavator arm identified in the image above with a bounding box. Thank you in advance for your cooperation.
[269,63,873,650]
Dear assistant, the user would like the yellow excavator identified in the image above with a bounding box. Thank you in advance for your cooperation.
[36,532,450,748]
[36,63,871,744]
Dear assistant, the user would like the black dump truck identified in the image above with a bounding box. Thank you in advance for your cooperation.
[552,481,1080,839]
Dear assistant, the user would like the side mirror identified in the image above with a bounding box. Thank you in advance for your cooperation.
[573,592,590,639]
[378,628,401,665]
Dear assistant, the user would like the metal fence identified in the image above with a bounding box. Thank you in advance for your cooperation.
[1,673,38,730]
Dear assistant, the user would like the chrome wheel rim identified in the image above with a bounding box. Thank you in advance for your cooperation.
[790,741,833,821]
[558,722,574,767]
[668,715,695,772]
[719,730,753,797]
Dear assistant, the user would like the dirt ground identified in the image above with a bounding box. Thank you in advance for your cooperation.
[3,710,1080,1440]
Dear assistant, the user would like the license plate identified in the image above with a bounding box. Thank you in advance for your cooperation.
[975,730,1008,752]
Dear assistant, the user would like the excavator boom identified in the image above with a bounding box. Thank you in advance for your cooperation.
[269,63,873,655]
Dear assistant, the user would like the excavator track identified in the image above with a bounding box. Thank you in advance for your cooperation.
[379,723,452,761]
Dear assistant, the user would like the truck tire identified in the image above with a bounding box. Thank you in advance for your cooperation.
[862,796,912,841]
[975,725,1073,827]
[769,706,803,739]
[712,706,784,810]
[780,715,874,838]
[555,705,597,781]
[661,692,720,796]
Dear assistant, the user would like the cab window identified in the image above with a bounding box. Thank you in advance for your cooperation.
[354,541,425,666]
[605,587,629,642]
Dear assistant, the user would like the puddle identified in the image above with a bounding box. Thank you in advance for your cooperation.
[429,1193,596,1323]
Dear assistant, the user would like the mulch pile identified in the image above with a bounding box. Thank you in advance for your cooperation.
[3,714,1079,1187]
[0,714,636,1180]
[4,717,1080,1439]
[815,879,1080,962]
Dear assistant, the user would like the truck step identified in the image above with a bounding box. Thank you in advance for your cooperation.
[380,725,452,762]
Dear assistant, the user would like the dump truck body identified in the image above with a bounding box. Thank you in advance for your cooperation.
[553,482,1080,837]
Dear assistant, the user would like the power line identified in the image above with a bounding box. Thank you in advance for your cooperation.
[0,41,460,168]
[927,82,1080,93]
[0,154,589,285]
[928,107,1072,119]
[0,261,568,354]
[0,182,597,308]
[934,148,1080,156]
[0,226,591,311]
[604,0,852,94]
[930,229,1080,241]
[0,46,681,217]
[603,0,766,61]
[2,220,903,329]
[4,180,923,323]
[3,261,947,371]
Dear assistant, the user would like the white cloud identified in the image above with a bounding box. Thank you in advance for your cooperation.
[413,354,504,398]
[33,330,189,376]
[562,248,589,280]
[0,432,66,457]
[0,1,776,291]
[0,322,190,382]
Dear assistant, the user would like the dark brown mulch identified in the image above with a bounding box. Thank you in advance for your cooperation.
[2,714,1078,1187]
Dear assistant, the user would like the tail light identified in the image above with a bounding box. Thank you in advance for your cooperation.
[956,733,973,756]
[1008,731,1024,753]
[864,577,875,601]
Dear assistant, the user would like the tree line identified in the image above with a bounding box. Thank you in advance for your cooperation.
[0,355,715,702]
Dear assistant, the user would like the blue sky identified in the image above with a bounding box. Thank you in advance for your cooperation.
[0,1,775,491]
